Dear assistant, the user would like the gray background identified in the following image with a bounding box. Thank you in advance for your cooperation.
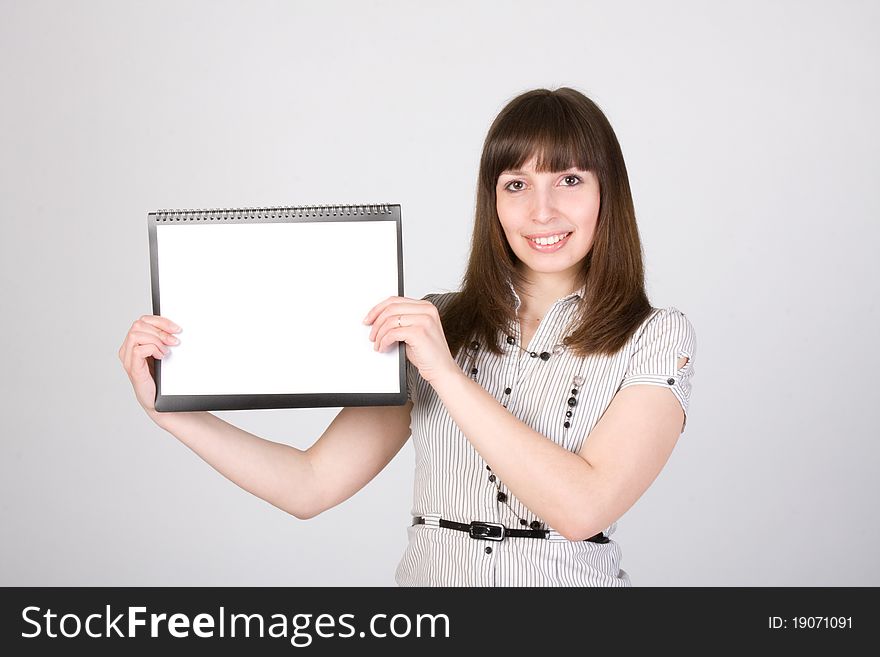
[1,0,877,586]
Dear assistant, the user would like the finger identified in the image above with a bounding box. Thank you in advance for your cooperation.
[126,331,175,364]
[132,320,181,347]
[362,296,401,325]
[375,326,410,352]
[121,316,180,362]
[129,343,166,378]
[132,324,175,339]
[124,331,172,374]
[367,300,434,341]
[138,315,182,334]
[363,297,427,327]
[126,339,165,376]
[133,342,165,361]
[372,312,413,350]
[374,315,427,351]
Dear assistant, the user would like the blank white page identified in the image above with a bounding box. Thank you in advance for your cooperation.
[155,220,400,396]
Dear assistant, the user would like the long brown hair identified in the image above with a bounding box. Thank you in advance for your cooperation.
[439,87,654,360]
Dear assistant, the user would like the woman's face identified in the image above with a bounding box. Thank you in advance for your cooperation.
[496,154,600,280]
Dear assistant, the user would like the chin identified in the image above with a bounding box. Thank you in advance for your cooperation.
[516,259,575,273]
[516,248,587,267]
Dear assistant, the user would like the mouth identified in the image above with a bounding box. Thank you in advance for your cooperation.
[525,231,572,252]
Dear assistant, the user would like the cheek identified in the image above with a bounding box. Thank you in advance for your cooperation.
[495,205,521,236]
[567,196,600,230]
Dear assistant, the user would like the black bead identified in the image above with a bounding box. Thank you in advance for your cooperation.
[567,397,577,407]
[539,351,550,361]
[504,387,511,394]
[470,341,480,350]
[485,546,493,554]
[519,519,528,526]
[471,367,478,375]
[488,474,496,482]
[564,421,570,428]
[667,377,676,385]
[506,336,516,345]
[497,491,507,503]
[530,520,541,530]
[486,465,491,471]
[566,411,572,417]
[529,351,537,358]
[571,388,578,395]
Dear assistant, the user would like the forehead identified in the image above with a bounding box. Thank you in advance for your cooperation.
[495,139,591,176]
[500,155,585,175]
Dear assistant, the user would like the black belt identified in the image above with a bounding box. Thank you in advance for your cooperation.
[412,516,609,543]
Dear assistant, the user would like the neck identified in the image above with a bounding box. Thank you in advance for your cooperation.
[514,270,583,320]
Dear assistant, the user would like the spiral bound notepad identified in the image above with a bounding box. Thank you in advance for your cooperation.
[148,204,405,412]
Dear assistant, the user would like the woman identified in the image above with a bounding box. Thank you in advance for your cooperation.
[119,87,696,587]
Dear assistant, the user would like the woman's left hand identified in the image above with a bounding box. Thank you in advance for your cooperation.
[363,296,458,386]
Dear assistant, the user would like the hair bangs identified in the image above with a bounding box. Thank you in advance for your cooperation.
[484,93,598,187]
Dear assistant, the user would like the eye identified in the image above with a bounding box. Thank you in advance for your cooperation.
[503,180,525,192]
[561,174,582,186]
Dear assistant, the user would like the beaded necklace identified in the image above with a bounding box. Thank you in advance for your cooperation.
[461,334,585,531]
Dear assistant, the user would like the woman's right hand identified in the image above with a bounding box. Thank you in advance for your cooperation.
[118,315,182,414]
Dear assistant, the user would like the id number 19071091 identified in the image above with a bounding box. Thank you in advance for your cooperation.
[768,616,852,630]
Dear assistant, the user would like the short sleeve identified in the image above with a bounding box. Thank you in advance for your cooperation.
[618,307,697,433]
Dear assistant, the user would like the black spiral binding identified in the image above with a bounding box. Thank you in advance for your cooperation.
[152,204,394,221]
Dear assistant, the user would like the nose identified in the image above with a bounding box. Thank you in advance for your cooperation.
[530,183,558,225]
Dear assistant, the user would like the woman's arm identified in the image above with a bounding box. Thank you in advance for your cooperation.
[428,368,684,541]
[148,401,413,519]
[363,295,685,541]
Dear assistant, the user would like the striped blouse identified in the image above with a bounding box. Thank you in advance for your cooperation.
[395,282,697,586]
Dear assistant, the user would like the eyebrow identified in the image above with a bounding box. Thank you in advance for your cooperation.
[498,167,585,177]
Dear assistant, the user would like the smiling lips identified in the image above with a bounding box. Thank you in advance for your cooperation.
[526,231,572,252]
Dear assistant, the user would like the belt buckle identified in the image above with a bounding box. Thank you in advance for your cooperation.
[468,521,505,541]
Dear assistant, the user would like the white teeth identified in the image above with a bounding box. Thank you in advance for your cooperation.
[530,232,570,246]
